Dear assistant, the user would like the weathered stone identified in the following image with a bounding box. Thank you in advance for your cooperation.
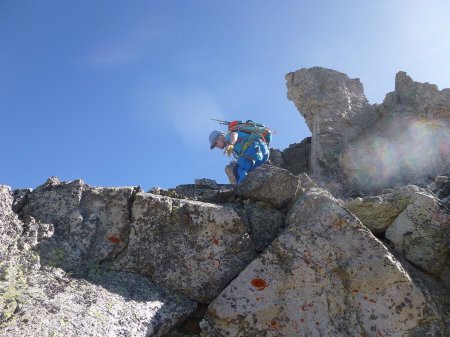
[286,67,378,178]
[195,178,218,189]
[268,148,284,168]
[434,173,450,201]
[347,185,450,279]
[382,239,450,333]
[171,182,233,201]
[345,185,419,233]
[2,182,197,337]
[281,137,311,175]
[385,188,450,275]
[0,186,22,258]
[383,71,450,120]
[1,267,197,337]
[436,176,449,184]
[20,179,137,273]
[78,186,136,262]
[236,165,315,209]
[243,202,285,252]
[285,67,450,195]
[115,192,256,303]
[20,177,84,239]
[202,188,434,337]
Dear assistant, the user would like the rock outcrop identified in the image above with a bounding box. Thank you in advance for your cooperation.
[1,68,449,336]
[201,188,440,337]
[346,184,450,288]
[1,184,197,337]
[270,137,311,175]
[286,67,379,180]
[286,67,450,195]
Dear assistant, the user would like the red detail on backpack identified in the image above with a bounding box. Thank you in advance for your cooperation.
[227,120,272,144]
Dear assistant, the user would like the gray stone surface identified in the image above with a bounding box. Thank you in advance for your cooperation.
[285,67,450,196]
[286,67,378,179]
[281,137,311,175]
[2,268,197,337]
[2,67,449,336]
[242,202,285,253]
[19,178,138,273]
[0,186,22,259]
[114,192,257,303]
[236,165,316,209]
[385,187,450,276]
[1,182,197,337]
[345,185,419,233]
[202,188,439,337]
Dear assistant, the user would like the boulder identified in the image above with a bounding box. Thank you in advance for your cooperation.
[1,268,197,337]
[114,192,257,303]
[345,185,419,233]
[202,188,437,337]
[236,165,315,209]
[382,239,450,334]
[433,173,450,202]
[346,185,450,280]
[385,188,450,276]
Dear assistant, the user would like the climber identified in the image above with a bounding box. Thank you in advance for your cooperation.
[209,120,270,184]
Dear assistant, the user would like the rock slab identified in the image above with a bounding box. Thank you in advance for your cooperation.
[202,188,436,337]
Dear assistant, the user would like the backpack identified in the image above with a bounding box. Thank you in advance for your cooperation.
[227,120,272,145]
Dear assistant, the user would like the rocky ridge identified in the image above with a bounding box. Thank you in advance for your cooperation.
[1,68,449,337]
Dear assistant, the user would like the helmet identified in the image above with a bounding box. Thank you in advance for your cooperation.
[209,130,222,149]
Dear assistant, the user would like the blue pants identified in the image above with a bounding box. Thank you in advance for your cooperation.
[234,140,269,184]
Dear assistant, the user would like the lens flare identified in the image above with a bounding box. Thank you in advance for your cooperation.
[341,117,450,192]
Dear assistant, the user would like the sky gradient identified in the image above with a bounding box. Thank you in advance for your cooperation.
[1,0,450,190]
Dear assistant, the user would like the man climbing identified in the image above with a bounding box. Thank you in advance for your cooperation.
[209,120,271,184]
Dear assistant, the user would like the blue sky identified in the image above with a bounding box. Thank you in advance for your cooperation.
[1,0,449,190]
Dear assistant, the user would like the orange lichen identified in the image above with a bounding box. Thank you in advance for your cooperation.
[107,235,121,244]
[211,235,220,245]
[251,278,268,291]
[332,218,346,229]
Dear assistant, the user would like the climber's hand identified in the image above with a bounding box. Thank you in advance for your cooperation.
[224,144,234,157]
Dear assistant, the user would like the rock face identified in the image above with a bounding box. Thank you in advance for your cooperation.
[270,137,311,175]
[286,67,450,195]
[2,268,197,337]
[2,172,449,336]
[346,185,450,285]
[346,185,423,234]
[0,183,198,336]
[286,67,378,179]
[2,68,450,336]
[114,192,257,303]
[236,165,316,209]
[202,189,436,337]
[385,189,449,276]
